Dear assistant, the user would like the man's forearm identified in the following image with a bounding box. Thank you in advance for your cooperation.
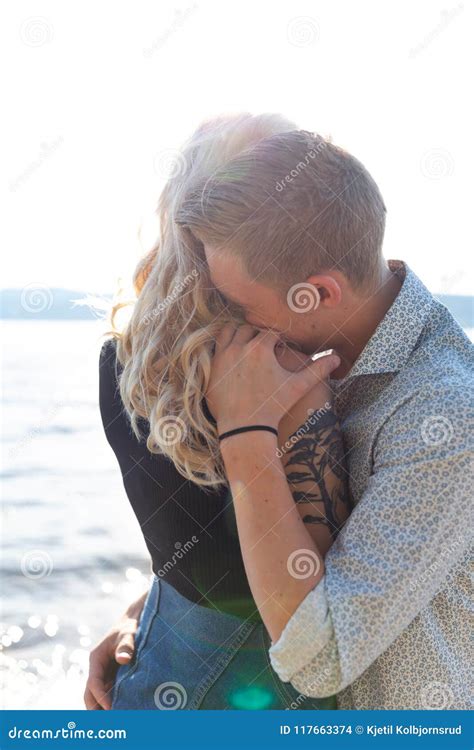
[220,430,325,643]
[278,404,351,556]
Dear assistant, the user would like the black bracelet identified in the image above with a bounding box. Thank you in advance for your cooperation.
[218,425,279,442]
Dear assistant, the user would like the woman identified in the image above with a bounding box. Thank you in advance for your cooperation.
[86,112,350,710]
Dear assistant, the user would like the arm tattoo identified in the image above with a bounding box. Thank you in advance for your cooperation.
[282,409,352,539]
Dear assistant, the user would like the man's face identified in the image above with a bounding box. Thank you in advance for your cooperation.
[204,244,329,354]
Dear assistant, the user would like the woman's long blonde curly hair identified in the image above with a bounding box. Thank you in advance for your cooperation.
[105,112,301,490]
[103,111,386,490]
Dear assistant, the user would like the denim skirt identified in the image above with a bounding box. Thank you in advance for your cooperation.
[111,575,336,710]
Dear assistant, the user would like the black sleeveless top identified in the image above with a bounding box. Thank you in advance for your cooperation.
[98,338,261,622]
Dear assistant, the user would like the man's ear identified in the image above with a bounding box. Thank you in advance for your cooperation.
[306,274,342,307]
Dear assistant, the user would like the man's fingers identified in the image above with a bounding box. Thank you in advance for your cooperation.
[86,676,112,710]
[87,645,115,710]
[84,685,104,710]
[275,345,310,373]
[307,353,340,382]
[296,352,340,392]
[115,632,135,664]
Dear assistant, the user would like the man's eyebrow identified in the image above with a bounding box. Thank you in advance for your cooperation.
[207,270,251,309]
[210,282,244,308]
[223,293,246,311]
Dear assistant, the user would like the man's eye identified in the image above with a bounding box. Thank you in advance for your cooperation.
[227,300,245,315]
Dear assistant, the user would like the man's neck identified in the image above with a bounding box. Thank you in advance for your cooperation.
[330,265,404,379]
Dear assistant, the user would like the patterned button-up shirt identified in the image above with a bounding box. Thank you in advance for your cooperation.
[268,259,474,710]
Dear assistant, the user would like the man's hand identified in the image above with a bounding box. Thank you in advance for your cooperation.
[275,340,334,413]
[84,591,147,710]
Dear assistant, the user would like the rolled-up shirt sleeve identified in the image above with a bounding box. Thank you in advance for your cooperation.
[269,575,342,695]
[268,383,474,697]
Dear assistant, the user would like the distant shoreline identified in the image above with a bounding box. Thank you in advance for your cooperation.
[0,288,112,321]
[1,288,473,329]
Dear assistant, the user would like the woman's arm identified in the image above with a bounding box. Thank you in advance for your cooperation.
[211,328,348,643]
[221,429,326,643]
[220,387,350,644]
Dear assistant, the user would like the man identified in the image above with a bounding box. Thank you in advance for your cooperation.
[87,129,473,709]
[202,254,473,710]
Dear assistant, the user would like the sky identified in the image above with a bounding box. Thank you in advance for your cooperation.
[3,0,473,295]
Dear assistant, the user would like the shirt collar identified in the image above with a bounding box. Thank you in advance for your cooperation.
[332,259,435,381]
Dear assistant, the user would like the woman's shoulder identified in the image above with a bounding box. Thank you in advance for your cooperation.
[99,336,124,384]
[98,337,149,432]
[98,336,124,417]
[99,336,118,367]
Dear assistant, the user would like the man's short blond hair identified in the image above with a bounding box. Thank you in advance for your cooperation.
[178,129,387,295]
